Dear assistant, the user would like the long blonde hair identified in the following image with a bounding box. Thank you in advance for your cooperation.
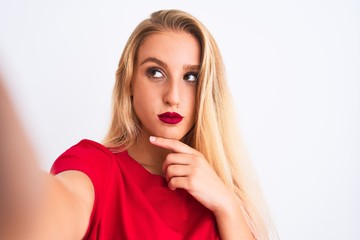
[103,9,277,239]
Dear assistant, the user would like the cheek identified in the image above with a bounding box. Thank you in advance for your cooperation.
[185,88,196,111]
[132,86,158,114]
[180,89,196,126]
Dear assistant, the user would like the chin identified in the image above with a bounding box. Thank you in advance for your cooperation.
[156,130,188,141]
[143,124,193,141]
[158,134,184,140]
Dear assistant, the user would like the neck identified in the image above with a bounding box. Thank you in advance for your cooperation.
[127,133,170,176]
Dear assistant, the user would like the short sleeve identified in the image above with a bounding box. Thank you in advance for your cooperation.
[50,139,114,238]
[50,139,113,182]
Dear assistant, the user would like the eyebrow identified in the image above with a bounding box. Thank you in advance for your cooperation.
[140,57,167,68]
[140,57,200,71]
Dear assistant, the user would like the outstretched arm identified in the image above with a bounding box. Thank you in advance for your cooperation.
[0,78,94,240]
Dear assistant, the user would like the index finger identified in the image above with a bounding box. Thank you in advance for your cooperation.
[149,136,198,155]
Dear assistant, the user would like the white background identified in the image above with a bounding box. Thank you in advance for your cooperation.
[1,1,359,239]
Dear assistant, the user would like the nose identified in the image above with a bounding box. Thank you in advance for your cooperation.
[163,79,180,107]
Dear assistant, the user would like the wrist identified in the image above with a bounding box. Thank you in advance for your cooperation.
[212,190,241,219]
[212,192,255,240]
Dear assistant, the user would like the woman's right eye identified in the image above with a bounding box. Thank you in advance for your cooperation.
[146,67,164,79]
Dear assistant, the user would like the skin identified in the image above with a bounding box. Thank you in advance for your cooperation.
[0,31,254,239]
[128,31,254,239]
[150,136,254,240]
[128,31,198,175]
[0,79,93,240]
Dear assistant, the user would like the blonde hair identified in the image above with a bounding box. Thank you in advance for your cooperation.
[103,9,277,239]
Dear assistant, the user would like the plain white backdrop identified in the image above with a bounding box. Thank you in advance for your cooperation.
[1,0,359,239]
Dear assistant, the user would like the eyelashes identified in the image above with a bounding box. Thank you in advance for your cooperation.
[184,72,198,83]
[146,67,165,79]
[145,67,198,83]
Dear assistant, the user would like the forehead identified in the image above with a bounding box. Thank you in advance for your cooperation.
[137,31,201,66]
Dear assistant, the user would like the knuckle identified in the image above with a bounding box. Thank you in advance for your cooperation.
[169,177,177,188]
[173,140,180,149]
[192,155,202,166]
[167,165,175,176]
[165,153,176,164]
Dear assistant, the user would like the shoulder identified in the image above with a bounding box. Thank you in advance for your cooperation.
[61,139,114,158]
[50,139,116,177]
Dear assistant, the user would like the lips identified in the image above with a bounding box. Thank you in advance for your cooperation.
[158,112,184,124]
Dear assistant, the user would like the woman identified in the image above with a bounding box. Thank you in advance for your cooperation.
[1,9,276,240]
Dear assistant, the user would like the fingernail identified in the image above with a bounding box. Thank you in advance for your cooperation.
[149,136,156,142]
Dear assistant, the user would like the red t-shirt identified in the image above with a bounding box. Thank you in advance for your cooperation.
[51,139,220,239]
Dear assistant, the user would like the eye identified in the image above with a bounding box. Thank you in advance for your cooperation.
[184,72,198,83]
[146,67,165,79]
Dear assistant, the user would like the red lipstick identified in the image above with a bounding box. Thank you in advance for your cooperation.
[158,112,183,124]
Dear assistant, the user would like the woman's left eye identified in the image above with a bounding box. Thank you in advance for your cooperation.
[184,72,198,83]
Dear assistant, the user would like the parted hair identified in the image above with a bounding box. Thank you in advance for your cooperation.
[103,9,277,239]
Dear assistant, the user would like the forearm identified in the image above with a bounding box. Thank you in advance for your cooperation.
[0,79,42,239]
